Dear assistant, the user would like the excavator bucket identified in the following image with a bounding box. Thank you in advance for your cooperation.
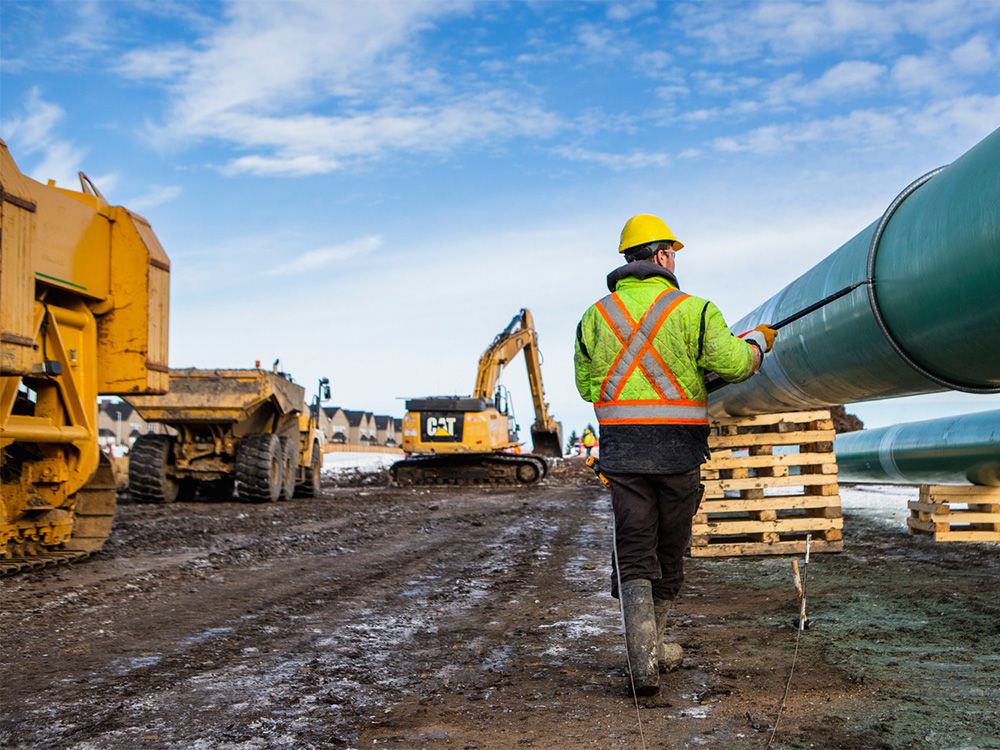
[531,426,563,458]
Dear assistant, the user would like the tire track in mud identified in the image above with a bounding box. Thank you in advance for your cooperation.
[9,481,972,749]
[1,489,564,748]
[355,490,796,750]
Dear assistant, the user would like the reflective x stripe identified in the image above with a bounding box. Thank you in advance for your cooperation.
[593,289,708,426]
[597,290,688,401]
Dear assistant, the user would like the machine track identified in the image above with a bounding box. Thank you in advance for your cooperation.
[0,457,116,577]
[390,452,548,486]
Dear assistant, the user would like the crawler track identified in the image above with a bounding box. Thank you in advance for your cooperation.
[390,452,548,486]
[0,458,116,577]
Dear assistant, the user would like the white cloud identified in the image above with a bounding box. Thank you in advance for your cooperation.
[713,108,902,154]
[681,0,1000,63]
[125,185,183,212]
[915,94,1000,144]
[553,145,670,170]
[2,87,63,154]
[891,53,952,94]
[949,34,996,72]
[763,60,886,108]
[813,60,886,96]
[209,94,560,177]
[268,235,382,276]
[1,88,86,187]
[576,22,618,57]
[119,0,566,176]
[606,0,656,22]
[114,46,192,80]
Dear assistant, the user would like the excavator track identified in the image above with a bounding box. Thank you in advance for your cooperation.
[390,453,548,487]
[0,458,117,577]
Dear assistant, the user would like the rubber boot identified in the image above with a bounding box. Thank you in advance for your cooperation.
[654,598,683,673]
[620,579,659,696]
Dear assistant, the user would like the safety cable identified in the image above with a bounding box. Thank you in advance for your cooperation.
[765,535,812,749]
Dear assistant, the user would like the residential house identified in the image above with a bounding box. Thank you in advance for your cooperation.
[344,410,377,445]
[374,415,399,446]
[96,399,165,447]
[322,406,349,443]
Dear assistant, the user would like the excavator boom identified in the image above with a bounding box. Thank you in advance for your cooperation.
[472,309,562,457]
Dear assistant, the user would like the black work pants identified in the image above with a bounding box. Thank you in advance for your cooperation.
[606,467,703,601]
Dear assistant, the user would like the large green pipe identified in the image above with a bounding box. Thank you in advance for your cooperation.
[835,409,1000,486]
[709,126,1000,417]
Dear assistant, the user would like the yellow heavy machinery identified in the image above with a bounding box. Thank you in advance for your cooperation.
[391,308,562,486]
[0,140,170,573]
[125,369,329,502]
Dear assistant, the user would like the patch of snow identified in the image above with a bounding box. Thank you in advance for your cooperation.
[840,484,916,527]
[322,451,399,471]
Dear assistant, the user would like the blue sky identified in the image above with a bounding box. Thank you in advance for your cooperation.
[3,0,1000,437]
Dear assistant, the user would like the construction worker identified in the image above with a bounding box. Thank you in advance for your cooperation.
[574,214,776,696]
[582,427,597,457]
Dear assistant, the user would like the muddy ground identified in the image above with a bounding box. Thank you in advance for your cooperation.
[2,463,998,750]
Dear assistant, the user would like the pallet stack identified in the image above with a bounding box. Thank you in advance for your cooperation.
[692,409,844,557]
[908,485,1000,542]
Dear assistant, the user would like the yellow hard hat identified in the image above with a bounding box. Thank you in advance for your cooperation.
[618,214,684,253]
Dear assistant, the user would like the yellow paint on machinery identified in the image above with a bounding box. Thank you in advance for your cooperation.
[0,140,169,568]
[125,368,326,502]
[393,309,561,485]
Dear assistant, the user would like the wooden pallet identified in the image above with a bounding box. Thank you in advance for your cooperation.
[907,485,1000,542]
[691,409,844,558]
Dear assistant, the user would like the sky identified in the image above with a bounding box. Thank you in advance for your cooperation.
[3,0,1000,441]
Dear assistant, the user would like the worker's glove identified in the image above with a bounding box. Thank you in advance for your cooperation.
[740,325,776,354]
[753,324,777,352]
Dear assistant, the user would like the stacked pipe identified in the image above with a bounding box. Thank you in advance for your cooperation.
[708,126,1000,418]
[835,410,1000,487]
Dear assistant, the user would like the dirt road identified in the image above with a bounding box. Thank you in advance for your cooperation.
[2,466,998,749]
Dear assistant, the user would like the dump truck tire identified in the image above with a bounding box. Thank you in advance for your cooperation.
[128,435,180,503]
[296,441,322,498]
[235,433,282,503]
[279,437,297,501]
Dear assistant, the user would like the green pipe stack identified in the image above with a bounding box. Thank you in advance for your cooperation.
[835,409,1000,487]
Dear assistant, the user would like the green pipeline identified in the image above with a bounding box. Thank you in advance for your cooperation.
[709,126,1000,417]
[835,409,1000,486]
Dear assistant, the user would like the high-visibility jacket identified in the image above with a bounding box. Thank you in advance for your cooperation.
[575,265,759,434]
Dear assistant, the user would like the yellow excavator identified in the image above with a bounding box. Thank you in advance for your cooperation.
[0,140,170,573]
[391,308,562,486]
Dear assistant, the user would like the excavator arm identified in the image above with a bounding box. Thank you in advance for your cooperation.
[472,309,562,457]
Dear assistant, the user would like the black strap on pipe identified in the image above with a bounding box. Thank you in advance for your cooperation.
[703,280,869,394]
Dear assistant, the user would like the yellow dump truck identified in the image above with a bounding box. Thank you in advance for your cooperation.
[125,369,328,502]
[0,140,170,573]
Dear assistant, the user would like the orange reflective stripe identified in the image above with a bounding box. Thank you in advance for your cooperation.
[596,299,627,344]
[611,293,636,327]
